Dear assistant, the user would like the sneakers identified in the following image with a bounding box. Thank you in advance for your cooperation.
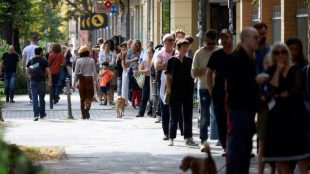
[33,117,39,121]
[168,139,174,146]
[155,116,161,123]
[163,136,169,141]
[40,113,47,119]
[216,140,222,146]
[221,149,226,157]
[136,114,143,117]
[185,138,198,146]
[10,100,15,103]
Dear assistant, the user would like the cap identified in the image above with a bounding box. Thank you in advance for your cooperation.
[220,29,232,36]
[78,46,88,53]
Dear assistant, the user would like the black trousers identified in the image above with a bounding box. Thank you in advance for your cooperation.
[169,91,193,139]
[212,91,227,149]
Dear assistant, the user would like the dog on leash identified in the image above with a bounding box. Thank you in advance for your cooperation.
[179,142,217,174]
[115,96,125,118]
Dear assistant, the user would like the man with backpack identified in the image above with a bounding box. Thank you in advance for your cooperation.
[26,47,52,121]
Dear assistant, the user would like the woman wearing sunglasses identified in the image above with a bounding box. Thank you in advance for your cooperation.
[263,42,310,173]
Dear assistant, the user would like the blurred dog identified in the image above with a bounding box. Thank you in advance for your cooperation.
[179,142,216,174]
[115,96,125,118]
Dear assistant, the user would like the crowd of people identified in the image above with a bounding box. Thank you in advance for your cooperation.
[1,21,310,173]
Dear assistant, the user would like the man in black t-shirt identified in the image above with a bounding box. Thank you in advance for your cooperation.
[26,47,52,121]
[0,45,19,103]
[206,29,235,156]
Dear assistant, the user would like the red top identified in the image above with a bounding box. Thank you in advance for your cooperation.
[48,52,66,75]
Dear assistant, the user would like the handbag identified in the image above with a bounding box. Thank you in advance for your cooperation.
[136,73,145,89]
[164,57,176,105]
[76,58,90,79]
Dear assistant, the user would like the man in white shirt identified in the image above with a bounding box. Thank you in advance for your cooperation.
[22,35,38,103]
[191,30,220,150]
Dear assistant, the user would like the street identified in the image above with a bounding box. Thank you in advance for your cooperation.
[0,91,266,174]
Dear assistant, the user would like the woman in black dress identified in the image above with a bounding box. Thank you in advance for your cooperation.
[263,42,310,173]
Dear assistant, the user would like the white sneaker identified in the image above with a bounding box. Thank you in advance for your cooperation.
[221,149,226,157]
[168,139,174,146]
[185,138,198,146]
[155,116,161,123]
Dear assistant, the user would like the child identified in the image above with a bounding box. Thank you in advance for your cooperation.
[99,62,114,105]
[129,66,141,109]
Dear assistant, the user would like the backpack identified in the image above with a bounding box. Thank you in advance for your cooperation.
[29,59,45,80]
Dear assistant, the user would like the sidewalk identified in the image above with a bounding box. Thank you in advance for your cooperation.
[1,91,261,174]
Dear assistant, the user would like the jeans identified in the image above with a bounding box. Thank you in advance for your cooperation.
[199,89,212,144]
[160,99,170,138]
[27,77,32,100]
[4,72,16,100]
[212,92,228,149]
[51,74,60,102]
[210,101,219,140]
[31,81,46,117]
[226,108,255,174]
[169,92,193,139]
[138,76,152,116]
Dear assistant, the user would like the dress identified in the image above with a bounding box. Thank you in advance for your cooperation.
[263,65,310,162]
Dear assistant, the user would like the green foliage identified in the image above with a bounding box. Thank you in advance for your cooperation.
[0,140,50,174]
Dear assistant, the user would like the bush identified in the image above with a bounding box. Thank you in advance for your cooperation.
[0,140,50,174]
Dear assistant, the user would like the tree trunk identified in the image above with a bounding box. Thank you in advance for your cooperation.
[13,28,21,55]
[1,21,13,45]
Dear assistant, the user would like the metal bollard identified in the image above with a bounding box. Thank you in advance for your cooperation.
[50,86,53,109]
[65,78,74,119]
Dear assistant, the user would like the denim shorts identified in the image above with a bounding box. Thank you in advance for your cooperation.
[100,83,110,94]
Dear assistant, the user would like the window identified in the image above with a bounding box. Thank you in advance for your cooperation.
[162,0,170,34]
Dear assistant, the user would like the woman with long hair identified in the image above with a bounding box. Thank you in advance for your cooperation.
[263,42,310,174]
[115,42,127,96]
[48,43,66,104]
[136,48,154,117]
[121,40,132,105]
[286,37,308,68]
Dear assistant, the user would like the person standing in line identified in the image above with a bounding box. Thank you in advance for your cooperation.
[155,34,176,140]
[139,41,154,64]
[98,62,114,105]
[175,29,186,42]
[166,39,197,146]
[226,27,261,173]
[253,22,274,174]
[191,30,220,150]
[0,45,19,103]
[115,42,127,95]
[74,46,97,119]
[26,47,52,121]
[22,35,38,103]
[105,39,118,105]
[125,39,142,104]
[129,66,141,109]
[136,48,154,117]
[206,29,235,156]
[87,42,99,102]
[121,40,132,105]
[185,35,194,59]
[48,43,66,104]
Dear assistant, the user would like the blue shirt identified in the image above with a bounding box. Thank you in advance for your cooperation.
[254,43,270,73]
[126,49,140,67]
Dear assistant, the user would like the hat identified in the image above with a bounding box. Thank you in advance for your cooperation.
[78,46,88,53]
[220,29,232,36]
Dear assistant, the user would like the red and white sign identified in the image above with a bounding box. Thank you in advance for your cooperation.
[104,0,113,9]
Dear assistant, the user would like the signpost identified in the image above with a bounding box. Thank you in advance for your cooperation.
[80,13,108,30]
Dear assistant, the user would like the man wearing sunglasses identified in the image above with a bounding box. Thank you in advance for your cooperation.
[191,30,219,151]
[206,29,235,156]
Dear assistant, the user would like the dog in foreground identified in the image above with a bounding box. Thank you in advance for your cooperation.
[115,96,125,118]
[179,142,217,174]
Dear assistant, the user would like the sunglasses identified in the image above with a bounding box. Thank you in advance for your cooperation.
[207,43,216,45]
[273,50,287,56]
[167,39,175,42]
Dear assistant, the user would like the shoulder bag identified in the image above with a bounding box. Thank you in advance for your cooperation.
[76,58,90,79]
[164,57,177,105]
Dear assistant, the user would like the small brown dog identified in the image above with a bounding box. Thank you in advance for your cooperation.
[179,142,217,174]
[115,96,125,118]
